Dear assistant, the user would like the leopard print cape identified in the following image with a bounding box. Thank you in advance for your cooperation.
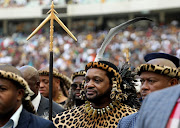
[53,102,137,128]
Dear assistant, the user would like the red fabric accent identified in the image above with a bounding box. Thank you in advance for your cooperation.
[166,98,180,128]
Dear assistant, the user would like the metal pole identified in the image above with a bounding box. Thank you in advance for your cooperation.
[48,10,54,121]
[49,51,53,121]
[26,1,77,121]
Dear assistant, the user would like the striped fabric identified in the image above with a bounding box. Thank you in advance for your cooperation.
[166,98,180,128]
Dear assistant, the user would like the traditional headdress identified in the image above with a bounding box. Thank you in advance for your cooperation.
[38,66,72,90]
[136,52,180,78]
[64,70,86,110]
[71,70,86,81]
[84,17,152,105]
[71,70,86,99]
[85,60,123,100]
[0,64,35,114]
[52,18,152,124]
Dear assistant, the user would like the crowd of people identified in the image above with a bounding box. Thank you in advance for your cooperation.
[0,16,179,127]
[0,22,179,77]
[0,0,125,7]
[0,46,179,128]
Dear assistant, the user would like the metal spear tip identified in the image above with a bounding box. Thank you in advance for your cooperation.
[51,1,54,9]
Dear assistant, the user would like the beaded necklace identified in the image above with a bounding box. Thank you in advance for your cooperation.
[84,100,120,118]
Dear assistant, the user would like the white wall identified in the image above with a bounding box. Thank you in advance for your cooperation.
[0,0,180,20]
[0,7,42,19]
[68,0,180,16]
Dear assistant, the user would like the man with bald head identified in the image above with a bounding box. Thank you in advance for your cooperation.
[117,52,179,128]
[19,65,64,119]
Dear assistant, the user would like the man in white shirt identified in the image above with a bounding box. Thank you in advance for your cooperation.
[0,64,56,128]
[19,65,64,119]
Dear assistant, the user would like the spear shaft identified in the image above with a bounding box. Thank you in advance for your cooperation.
[26,1,77,121]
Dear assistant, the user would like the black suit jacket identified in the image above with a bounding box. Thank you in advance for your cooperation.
[37,95,64,118]
[16,109,56,128]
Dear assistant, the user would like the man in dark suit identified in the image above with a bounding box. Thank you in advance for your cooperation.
[117,52,180,128]
[0,64,56,128]
[135,84,180,128]
[19,65,64,119]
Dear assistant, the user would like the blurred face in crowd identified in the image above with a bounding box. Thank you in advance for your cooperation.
[140,72,178,99]
[39,75,60,98]
[25,78,39,100]
[0,78,24,124]
[84,68,112,103]
[19,66,40,100]
[71,76,85,100]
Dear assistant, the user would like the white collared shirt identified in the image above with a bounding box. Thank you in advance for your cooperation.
[31,92,41,112]
[1,105,23,128]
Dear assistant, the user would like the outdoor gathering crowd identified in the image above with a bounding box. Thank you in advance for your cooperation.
[0,18,180,128]
[0,22,180,77]
[0,0,122,7]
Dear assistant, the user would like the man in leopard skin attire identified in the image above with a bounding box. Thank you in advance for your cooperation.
[53,60,139,128]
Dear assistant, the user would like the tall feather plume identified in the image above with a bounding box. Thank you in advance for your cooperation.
[94,17,152,62]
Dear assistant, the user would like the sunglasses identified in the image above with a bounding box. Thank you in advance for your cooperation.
[71,83,83,89]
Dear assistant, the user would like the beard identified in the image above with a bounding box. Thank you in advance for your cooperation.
[85,87,111,103]
[75,99,85,106]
